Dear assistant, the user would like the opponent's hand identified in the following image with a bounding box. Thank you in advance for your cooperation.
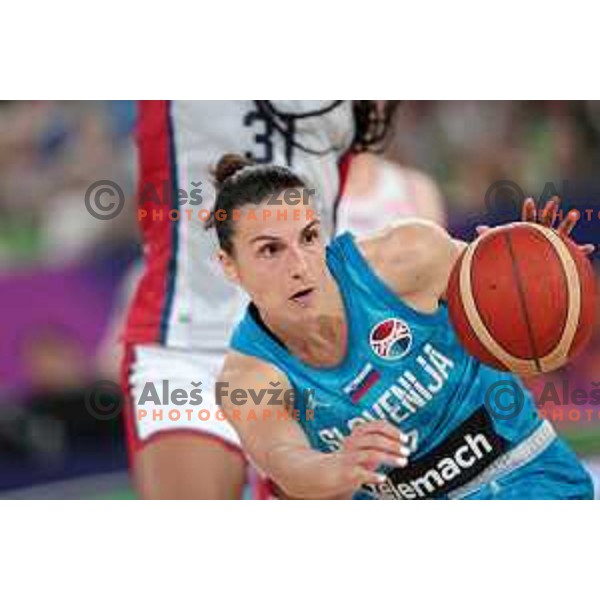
[476,196,595,255]
[323,420,411,498]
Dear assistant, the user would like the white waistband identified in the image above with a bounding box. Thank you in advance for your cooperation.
[448,420,557,499]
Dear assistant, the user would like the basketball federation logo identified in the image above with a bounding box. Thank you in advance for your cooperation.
[369,318,413,360]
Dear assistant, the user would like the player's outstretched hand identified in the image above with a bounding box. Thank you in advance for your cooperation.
[324,421,411,498]
[476,196,595,256]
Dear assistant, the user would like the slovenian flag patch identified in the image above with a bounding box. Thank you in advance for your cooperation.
[343,363,381,404]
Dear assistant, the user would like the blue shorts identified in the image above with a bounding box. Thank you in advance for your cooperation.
[462,438,594,500]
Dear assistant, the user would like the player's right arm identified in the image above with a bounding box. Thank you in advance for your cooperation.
[361,198,594,313]
[218,351,410,499]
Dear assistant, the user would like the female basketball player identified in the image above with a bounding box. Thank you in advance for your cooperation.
[213,153,595,499]
[122,101,399,499]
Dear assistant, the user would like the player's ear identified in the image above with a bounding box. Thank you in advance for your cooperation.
[218,250,241,285]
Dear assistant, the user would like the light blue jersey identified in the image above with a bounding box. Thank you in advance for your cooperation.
[230,232,593,499]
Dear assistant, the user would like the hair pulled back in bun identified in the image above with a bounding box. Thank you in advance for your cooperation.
[206,153,308,254]
[213,153,254,189]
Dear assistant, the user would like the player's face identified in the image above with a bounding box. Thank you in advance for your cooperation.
[219,188,328,319]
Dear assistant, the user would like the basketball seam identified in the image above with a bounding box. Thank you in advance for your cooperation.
[458,233,537,376]
[503,230,542,373]
[526,224,581,371]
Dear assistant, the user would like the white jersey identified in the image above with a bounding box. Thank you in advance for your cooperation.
[124,101,355,351]
[337,159,418,235]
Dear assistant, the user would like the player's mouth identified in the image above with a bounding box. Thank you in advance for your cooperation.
[289,286,316,306]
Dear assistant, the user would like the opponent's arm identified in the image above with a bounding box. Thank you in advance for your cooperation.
[218,351,409,499]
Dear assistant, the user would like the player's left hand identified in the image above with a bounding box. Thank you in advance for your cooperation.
[476,196,595,256]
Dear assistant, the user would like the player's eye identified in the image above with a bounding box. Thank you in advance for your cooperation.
[303,228,319,244]
[258,243,280,258]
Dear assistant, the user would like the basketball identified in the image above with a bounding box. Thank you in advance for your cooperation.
[447,222,597,377]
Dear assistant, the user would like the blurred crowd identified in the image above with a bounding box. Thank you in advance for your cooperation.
[0,100,138,266]
[0,101,138,489]
[1,100,599,493]
[390,100,600,215]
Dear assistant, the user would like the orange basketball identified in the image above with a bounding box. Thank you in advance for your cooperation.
[447,222,597,377]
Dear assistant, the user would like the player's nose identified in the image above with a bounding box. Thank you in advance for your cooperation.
[288,245,310,280]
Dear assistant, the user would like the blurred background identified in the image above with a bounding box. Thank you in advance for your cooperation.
[0,100,598,499]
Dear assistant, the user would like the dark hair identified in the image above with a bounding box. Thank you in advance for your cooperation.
[351,101,401,152]
[206,153,307,254]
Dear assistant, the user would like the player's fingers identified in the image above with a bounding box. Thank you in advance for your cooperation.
[557,209,580,237]
[351,420,408,444]
[349,467,387,489]
[540,196,561,227]
[345,435,411,458]
[521,197,537,222]
[475,225,491,237]
[579,244,595,255]
[354,449,408,470]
